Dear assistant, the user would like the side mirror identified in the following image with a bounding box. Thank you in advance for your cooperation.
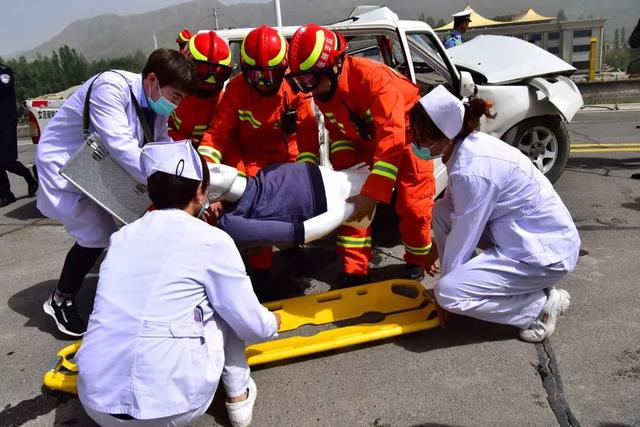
[459,71,476,98]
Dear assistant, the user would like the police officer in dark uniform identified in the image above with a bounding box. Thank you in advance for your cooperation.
[0,62,38,207]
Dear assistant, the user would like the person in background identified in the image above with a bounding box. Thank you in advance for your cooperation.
[287,24,435,287]
[0,62,38,207]
[444,10,472,49]
[37,49,195,337]
[410,85,580,343]
[77,140,279,427]
[168,30,233,148]
[198,24,319,297]
[176,28,194,52]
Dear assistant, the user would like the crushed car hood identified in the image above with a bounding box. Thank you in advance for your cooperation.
[447,35,577,85]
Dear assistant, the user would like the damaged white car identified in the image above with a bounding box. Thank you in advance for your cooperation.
[220,6,582,189]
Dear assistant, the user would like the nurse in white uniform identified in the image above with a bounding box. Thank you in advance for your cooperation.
[76,140,279,427]
[409,86,580,342]
[37,49,195,337]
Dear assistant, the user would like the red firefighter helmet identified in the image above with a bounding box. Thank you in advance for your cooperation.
[288,23,347,73]
[240,25,288,94]
[241,24,288,69]
[176,29,193,47]
[188,31,233,86]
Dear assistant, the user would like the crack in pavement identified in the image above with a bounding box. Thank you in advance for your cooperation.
[535,340,581,427]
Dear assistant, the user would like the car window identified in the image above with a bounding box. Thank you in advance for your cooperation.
[406,33,452,95]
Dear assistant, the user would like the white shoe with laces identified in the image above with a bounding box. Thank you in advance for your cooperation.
[225,377,257,427]
[519,288,571,343]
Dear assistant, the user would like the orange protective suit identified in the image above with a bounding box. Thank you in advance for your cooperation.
[168,93,221,143]
[315,56,435,274]
[198,75,319,269]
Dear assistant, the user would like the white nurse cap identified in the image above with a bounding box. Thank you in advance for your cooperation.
[141,140,203,181]
[418,85,465,140]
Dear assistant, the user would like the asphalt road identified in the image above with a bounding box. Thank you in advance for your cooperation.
[1,108,639,426]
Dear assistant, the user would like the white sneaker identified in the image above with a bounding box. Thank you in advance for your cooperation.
[225,378,257,427]
[519,288,571,343]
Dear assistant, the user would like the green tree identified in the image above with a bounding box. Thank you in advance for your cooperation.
[614,29,620,47]
[436,18,447,28]
[557,9,567,21]
[492,14,514,21]
[425,16,436,27]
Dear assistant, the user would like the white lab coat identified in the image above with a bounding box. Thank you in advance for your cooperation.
[76,209,278,420]
[35,71,170,247]
[432,131,580,328]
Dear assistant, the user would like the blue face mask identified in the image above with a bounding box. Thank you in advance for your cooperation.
[147,81,177,116]
[412,142,442,160]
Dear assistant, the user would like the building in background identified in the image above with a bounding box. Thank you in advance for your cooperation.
[435,6,606,73]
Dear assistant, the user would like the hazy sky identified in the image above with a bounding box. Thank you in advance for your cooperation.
[0,0,265,57]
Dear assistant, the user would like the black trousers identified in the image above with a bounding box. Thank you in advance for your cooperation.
[0,160,34,198]
[56,242,104,296]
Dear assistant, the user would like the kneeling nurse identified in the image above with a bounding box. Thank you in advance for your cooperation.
[410,86,580,343]
[76,140,279,427]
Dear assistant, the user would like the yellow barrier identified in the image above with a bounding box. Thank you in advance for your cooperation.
[44,279,440,395]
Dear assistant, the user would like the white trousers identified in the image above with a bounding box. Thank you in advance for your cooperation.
[37,186,116,248]
[432,199,578,329]
[83,317,250,427]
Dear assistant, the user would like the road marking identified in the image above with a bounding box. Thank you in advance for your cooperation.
[571,143,640,153]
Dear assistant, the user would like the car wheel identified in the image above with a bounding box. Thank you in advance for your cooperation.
[502,116,569,183]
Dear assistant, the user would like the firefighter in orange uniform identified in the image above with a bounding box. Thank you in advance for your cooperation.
[198,25,319,299]
[168,31,233,148]
[287,24,436,286]
[176,28,193,52]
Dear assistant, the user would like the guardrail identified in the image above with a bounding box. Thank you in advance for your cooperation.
[576,78,640,102]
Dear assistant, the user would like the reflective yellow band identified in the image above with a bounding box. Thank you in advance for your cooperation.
[170,111,182,126]
[237,171,246,177]
[403,242,432,256]
[238,110,261,128]
[198,146,222,163]
[300,30,325,71]
[371,161,398,181]
[330,140,356,154]
[193,124,208,130]
[188,37,207,62]
[241,38,255,66]
[337,235,372,249]
[296,152,319,164]
[268,32,287,67]
[192,129,205,136]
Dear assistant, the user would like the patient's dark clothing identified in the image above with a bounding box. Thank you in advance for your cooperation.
[217,163,327,247]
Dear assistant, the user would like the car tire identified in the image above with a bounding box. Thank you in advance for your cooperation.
[501,116,569,183]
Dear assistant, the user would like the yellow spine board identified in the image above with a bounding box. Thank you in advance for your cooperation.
[43,279,440,395]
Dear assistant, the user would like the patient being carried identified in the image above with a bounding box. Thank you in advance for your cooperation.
[207,162,373,248]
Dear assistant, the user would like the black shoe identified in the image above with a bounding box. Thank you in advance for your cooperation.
[402,263,425,281]
[339,273,369,288]
[0,194,16,208]
[27,178,39,198]
[250,269,277,302]
[43,293,87,337]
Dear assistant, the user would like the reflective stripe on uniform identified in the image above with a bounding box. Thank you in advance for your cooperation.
[192,124,208,136]
[403,242,432,256]
[330,139,356,154]
[170,111,182,128]
[238,110,261,128]
[324,112,346,134]
[237,170,246,178]
[296,152,319,164]
[197,145,222,163]
[337,235,372,249]
[371,161,398,181]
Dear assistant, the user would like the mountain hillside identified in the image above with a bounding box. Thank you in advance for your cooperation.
[20,0,640,61]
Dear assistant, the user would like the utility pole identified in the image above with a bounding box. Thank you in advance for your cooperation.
[206,8,220,30]
[274,0,282,27]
